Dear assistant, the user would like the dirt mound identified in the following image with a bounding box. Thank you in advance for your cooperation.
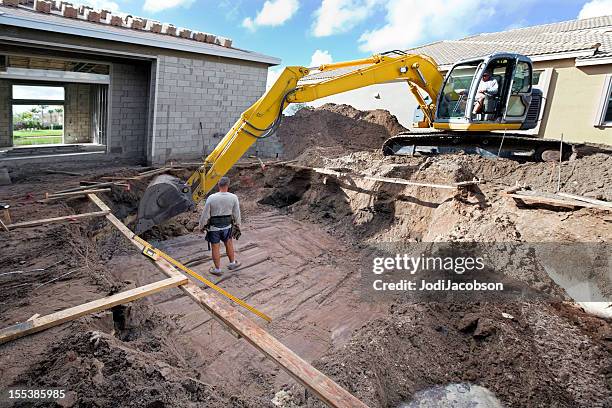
[277,103,407,160]
[14,323,265,408]
[256,152,611,245]
[302,302,611,408]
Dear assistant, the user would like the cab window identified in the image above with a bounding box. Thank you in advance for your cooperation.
[511,61,532,93]
[437,62,480,119]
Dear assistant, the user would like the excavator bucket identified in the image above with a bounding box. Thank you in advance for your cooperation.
[135,174,195,234]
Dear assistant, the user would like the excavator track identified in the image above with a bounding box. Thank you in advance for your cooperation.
[382,131,574,162]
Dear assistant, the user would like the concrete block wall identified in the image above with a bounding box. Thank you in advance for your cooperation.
[64,83,91,143]
[109,62,150,159]
[0,80,10,147]
[152,55,282,164]
[246,130,284,159]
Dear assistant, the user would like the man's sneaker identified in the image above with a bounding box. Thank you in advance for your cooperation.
[209,267,223,276]
[228,261,241,270]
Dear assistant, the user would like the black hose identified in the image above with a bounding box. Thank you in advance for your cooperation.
[242,88,296,139]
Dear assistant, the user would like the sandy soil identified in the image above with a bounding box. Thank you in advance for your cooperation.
[277,103,406,160]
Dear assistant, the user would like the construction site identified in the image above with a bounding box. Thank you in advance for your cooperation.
[0,1,611,407]
[0,103,610,407]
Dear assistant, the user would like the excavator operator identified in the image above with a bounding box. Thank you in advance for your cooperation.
[198,176,242,276]
[473,71,499,115]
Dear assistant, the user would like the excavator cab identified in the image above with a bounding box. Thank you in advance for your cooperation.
[433,53,540,131]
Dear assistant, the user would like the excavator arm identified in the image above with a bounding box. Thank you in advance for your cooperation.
[135,53,443,233]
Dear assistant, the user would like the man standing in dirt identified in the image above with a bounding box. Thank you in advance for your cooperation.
[199,176,241,276]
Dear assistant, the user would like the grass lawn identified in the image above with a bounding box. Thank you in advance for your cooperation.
[13,129,63,146]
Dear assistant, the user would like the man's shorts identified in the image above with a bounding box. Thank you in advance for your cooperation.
[206,227,232,244]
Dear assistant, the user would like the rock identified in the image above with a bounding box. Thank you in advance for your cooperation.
[473,318,496,338]
[272,390,300,407]
[458,313,480,332]
[57,391,77,407]
[0,168,10,186]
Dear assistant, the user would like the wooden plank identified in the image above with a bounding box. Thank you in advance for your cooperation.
[507,191,611,211]
[87,193,369,408]
[307,166,474,190]
[43,169,83,177]
[136,167,169,176]
[0,276,187,344]
[100,176,135,181]
[45,188,111,200]
[155,257,368,408]
[6,211,110,230]
[54,182,125,194]
[556,192,612,208]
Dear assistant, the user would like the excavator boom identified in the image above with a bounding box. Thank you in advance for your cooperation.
[136,51,554,233]
[135,53,443,233]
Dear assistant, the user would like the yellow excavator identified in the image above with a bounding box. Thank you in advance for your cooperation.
[135,51,571,233]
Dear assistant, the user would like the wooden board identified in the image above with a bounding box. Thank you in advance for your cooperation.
[296,165,478,190]
[507,190,611,211]
[100,167,171,181]
[6,211,110,230]
[87,193,369,408]
[44,188,111,201]
[0,276,187,344]
[556,192,612,208]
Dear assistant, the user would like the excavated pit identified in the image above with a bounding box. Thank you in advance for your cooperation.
[1,105,611,408]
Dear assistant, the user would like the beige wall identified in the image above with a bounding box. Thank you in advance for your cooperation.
[533,59,611,145]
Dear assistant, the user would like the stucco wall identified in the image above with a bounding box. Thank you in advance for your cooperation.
[534,59,612,145]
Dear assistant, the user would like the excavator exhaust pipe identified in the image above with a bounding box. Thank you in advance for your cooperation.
[135,174,196,235]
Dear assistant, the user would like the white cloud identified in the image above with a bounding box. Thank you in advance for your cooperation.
[309,49,333,67]
[266,66,284,90]
[242,0,299,31]
[312,0,380,37]
[80,0,121,12]
[578,0,612,19]
[143,0,194,13]
[358,0,498,53]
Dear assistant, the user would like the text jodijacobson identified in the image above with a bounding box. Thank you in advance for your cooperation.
[373,279,504,291]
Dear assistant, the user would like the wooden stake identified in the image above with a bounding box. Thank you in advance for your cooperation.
[0,276,187,344]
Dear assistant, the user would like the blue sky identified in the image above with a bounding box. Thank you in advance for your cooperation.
[83,0,612,72]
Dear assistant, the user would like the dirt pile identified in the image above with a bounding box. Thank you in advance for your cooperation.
[1,150,611,408]
[302,301,611,408]
[11,317,265,408]
[241,151,612,408]
[254,151,612,244]
[276,103,407,160]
